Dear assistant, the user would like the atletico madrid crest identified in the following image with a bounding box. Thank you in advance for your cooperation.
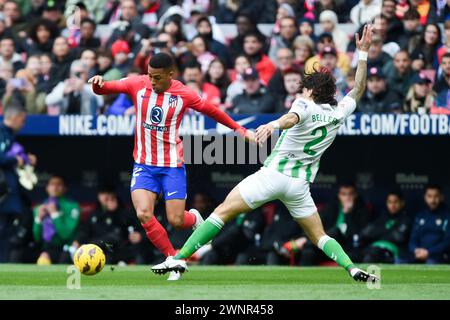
[168,95,178,108]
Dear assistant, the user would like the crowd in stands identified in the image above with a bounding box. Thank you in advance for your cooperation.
[1,0,450,265]
[0,0,448,118]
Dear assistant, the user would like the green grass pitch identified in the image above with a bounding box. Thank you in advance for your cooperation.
[1,264,449,300]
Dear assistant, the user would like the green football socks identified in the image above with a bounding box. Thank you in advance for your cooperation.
[318,235,355,271]
[175,213,224,259]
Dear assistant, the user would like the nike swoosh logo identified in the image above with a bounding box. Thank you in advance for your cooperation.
[216,116,256,134]
[132,168,143,177]
[167,191,178,196]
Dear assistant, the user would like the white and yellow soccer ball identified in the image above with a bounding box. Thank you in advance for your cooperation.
[73,244,106,275]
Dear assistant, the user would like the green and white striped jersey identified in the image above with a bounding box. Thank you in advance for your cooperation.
[264,95,356,182]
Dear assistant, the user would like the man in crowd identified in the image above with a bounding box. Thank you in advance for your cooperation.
[33,175,80,264]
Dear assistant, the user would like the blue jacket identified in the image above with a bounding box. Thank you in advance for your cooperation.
[409,206,450,259]
[0,122,22,215]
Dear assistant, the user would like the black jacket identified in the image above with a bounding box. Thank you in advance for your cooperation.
[360,210,411,256]
[358,89,403,113]
[320,197,371,250]
[231,87,276,114]
[0,123,22,214]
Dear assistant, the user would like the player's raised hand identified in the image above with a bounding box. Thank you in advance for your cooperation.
[355,24,373,52]
[255,124,275,146]
[88,75,105,87]
[244,130,256,144]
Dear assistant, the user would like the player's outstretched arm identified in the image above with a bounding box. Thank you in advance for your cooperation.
[88,75,129,95]
[347,24,373,102]
[255,113,299,146]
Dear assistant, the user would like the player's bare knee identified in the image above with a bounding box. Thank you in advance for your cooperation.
[167,214,183,229]
[136,207,153,223]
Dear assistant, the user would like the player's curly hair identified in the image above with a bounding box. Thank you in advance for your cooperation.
[300,64,337,105]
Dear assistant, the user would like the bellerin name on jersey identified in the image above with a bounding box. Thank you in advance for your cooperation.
[311,114,339,125]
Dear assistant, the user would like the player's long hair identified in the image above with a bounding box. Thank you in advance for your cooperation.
[300,64,337,105]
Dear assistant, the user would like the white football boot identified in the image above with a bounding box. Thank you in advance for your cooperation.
[190,208,204,230]
[151,256,188,275]
[167,271,182,281]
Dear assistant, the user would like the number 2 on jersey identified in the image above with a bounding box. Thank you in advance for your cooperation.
[303,126,327,156]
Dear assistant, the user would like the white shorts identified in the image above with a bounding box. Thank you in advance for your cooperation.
[238,167,317,219]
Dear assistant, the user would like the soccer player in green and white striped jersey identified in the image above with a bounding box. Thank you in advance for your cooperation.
[152,25,379,283]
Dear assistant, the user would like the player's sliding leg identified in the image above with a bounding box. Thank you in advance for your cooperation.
[296,213,379,283]
[151,186,252,274]
[132,189,176,257]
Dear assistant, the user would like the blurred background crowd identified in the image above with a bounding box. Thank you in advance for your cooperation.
[0,0,449,267]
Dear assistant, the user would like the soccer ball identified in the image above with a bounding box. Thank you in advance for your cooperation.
[73,244,106,276]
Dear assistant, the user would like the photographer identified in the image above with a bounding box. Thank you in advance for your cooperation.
[45,60,103,115]
[134,33,175,74]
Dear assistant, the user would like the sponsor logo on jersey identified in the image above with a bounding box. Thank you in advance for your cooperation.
[142,122,169,132]
[151,106,164,124]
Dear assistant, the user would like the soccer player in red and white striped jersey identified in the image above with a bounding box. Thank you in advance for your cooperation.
[89,53,253,279]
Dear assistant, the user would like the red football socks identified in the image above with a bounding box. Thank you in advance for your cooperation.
[182,210,196,229]
[141,216,176,257]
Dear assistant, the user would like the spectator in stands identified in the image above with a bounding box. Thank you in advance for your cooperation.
[297,17,316,41]
[381,0,404,43]
[230,67,276,114]
[195,15,231,68]
[111,39,133,76]
[272,2,296,36]
[24,0,46,22]
[276,67,302,113]
[0,37,24,73]
[433,53,450,108]
[188,35,216,74]
[268,47,295,98]
[134,33,176,74]
[360,190,411,263]
[204,59,230,105]
[243,32,276,86]
[292,35,314,69]
[305,32,351,75]
[411,23,442,70]
[45,60,103,115]
[225,54,251,107]
[365,34,393,76]
[182,60,221,107]
[139,0,171,30]
[319,46,347,97]
[407,184,450,264]
[2,0,28,38]
[96,48,122,81]
[7,55,46,114]
[359,66,403,113]
[398,9,422,52]
[80,49,98,78]
[386,50,417,99]
[404,73,436,113]
[228,12,268,60]
[371,14,400,58]
[350,0,382,27]
[74,187,139,264]
[314,0,348,23]
[161,14,187,46]
[437,20,450,64]
[0,104,34,262]
[78,18,101,51]
[268,16,298,62]
[24,18,59,55]
[106,0,151,49]
[408,0,434,25]
[319,10,349,54]
[297,182,372,265]
[36,53,52,94]
[41,0,66,30]
[33,175,80,264]
[48,37,76,91]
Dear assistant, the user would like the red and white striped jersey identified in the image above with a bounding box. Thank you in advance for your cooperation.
[93,75,243,167]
